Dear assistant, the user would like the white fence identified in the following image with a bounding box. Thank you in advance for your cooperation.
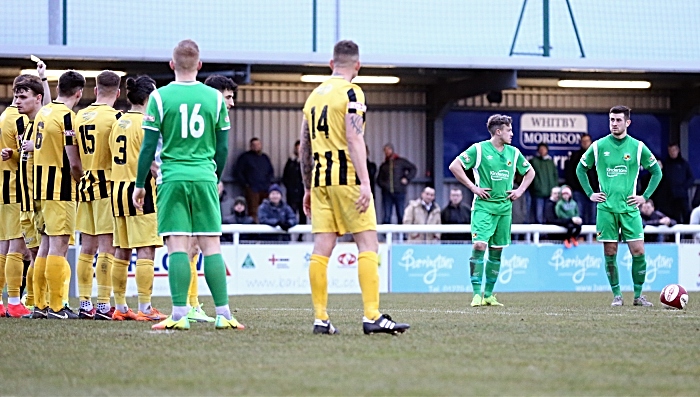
[222,224,700,245]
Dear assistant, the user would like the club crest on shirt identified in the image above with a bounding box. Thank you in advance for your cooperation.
[623,153,631,161]
[81,111,98,122]
[507,160,512,166]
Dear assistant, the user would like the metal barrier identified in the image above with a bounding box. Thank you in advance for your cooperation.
[221,224,700,245]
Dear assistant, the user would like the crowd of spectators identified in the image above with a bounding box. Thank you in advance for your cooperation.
[220,138,698,244]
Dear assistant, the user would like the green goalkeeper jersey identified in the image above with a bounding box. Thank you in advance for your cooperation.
[458,141,532,215]
[579,134,657,214]
[142,81,230,184]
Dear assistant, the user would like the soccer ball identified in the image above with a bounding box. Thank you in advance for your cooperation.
[659,284,688,310]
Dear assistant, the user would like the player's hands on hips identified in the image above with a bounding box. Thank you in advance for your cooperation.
[471,186,491,199]
[1,148,12,161]
[303,189,312,218]
[589,192,606,202]
[627,195,645,208]
[355,184,372,213]
[506,188,524,201]
[132,187,146,211]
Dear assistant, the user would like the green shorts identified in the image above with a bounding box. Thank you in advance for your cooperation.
[156,181,221,236]
[471,210,511,248]
[595,209,644,242]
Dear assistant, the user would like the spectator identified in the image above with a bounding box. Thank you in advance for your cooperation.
[543,186,567,241]
[530,143,559,224]
[641,199,676,242]
[366,144,377,198]
[377,143,417,224]
[440,188,471,241]
[664,143,695,224]
[257,184,297,242]
[234,137,275,222]
[282,140,306,227]
[222,196,256,242]
[641,160,672,218]
[403,187,441,242]
[555,185,582,248]
[690,204,700,243]
[565,133,598,225]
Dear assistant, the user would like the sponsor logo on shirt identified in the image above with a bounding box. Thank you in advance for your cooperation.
[64,129,75,136]
[490,169,510,181]
[606,165,627,178]
[41,107,52,116]
[80,111,98,122]
[463,154,471,163]
[143,115,155,122]
[523,160,530,167]
[117,119,132,129]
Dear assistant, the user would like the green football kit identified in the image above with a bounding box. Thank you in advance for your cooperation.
[577,133,662,301]
[135,81,231,310]
[458,140,531,302]
[458,141,531,247]
[137,81,230,236]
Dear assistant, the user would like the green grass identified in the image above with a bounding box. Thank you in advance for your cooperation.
[1,292,699,396]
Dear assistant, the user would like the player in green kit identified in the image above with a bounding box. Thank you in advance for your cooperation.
[577,105,662,307]
[449,114,535,307]
[133,39,244,330]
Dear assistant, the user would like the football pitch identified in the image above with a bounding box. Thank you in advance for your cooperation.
[1,292,698,396]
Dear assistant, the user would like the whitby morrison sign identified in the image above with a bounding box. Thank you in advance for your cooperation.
[519,113,587,150]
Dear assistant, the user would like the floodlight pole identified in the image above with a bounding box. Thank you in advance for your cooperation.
[509,0,585,58]
[543,0,550,57]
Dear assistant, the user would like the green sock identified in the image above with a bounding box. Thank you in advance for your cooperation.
[484,249,502,298]
[604,254,621,297]
[168,252,191,307]
[470,249,485,296]
[631,254,646,299]
[203,253,229,307]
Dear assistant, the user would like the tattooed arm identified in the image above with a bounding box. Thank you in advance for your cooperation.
[299,118,313,217]
[345,112,372,213]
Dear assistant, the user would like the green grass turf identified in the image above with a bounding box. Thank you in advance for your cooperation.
[1,292,699,396]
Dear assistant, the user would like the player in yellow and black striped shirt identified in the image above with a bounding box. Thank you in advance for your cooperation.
[108,75,166,321]
[74,71,123,320]
[32,70,85,319]
[300,40,409,335]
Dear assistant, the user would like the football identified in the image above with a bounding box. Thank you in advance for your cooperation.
[659,284,689,310]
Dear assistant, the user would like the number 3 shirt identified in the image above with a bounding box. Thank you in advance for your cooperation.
[302,76,367,187]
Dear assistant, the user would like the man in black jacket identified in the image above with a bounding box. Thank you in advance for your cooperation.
[441,188,471,241]
[377,143,417,224]
[234,137,275,222]
[664,144,695,223]
[282,140,306,226]
[565,133,598,225]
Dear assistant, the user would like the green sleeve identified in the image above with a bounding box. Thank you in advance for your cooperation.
[457,144,477,170]
[135,129,159,188]
[576,162,594,198]
[214,127,228,181]
[515,150,532,175]
[642,162,662,200]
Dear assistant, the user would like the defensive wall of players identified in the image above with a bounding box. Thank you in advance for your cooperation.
[67,224,700,299]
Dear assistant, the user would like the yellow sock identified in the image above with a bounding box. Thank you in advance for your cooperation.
[45,255,66,312]
[33,256,47,309]
[5,252,24,298]
[77,253,94,302]
[135,259,154,306]
[0,254,6,296]
[62,258,71,304]
[188,255,199,308]
[111,258,129,307]
[95,253,113,305]
[26,265,34,306]
[309,254,329,320]
[358,251,381,320]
